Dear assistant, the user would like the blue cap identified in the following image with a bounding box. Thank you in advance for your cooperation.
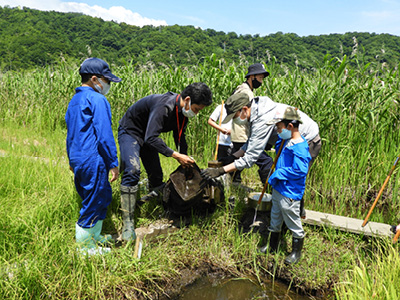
[79,57,121,83]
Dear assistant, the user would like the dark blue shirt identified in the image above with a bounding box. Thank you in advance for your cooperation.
[119,92,188,156]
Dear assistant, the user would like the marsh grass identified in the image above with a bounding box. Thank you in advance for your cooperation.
[0,123,358,299]
[335,240,400,300]
[1,54,400,298]
[2,54,400,222]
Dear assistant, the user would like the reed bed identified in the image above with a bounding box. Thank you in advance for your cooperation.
[335,241,400,300]
[1,53,400,299]
[1,53,399,222]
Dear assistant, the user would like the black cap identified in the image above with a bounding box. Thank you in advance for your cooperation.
[245,63,270,78]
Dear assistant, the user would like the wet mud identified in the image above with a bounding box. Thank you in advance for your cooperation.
[112,213,336,300]
[113,261,333,300]
[111,182,345,299]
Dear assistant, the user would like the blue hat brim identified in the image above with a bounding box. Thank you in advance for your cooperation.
[103,72,122,83]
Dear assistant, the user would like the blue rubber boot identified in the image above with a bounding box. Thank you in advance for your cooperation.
[75,222,111,255]
[92,220,113,245]
[75,223,97,249]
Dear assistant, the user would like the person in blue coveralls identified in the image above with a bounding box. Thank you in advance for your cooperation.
[65,57,121,253]
[118,82,212,241]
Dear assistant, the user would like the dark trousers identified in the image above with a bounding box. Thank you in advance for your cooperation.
[255,151,273,183]
[118,128,163,189]
[232,142,274,183]
[232,142,245,183]
[217,145,232,160]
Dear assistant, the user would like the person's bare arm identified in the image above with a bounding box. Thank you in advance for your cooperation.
[208,118,230,135]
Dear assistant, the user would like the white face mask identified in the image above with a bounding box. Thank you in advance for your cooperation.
[233,110,248,125]
[94,77,110,95]
[182,99,196,118]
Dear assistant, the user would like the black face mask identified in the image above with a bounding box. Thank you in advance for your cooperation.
[252,78,262,89]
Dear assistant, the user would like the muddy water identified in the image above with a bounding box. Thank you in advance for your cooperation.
[178,276,310,300]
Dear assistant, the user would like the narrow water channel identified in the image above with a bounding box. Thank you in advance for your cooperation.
[178,277,311,300]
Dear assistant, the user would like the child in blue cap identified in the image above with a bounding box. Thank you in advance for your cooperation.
[65,57,121,254]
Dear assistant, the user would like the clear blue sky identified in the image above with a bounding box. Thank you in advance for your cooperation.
[1,0,400,37]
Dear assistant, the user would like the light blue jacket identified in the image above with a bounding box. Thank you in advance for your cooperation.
[268,137,311,200]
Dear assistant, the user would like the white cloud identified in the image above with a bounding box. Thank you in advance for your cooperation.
[0,0,168,27]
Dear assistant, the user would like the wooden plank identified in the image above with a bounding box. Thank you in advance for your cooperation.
[303,209,393,238]
[135,220,179,240]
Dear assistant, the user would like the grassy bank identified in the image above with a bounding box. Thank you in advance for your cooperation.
[1,54,400,298]
[1,124,399,299]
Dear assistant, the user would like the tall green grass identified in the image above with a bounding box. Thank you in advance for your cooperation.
[1,53,399,222]
[1,53,400,298]
[335,241,400,300]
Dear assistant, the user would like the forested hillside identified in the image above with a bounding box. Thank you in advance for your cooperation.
[1,5,400,70]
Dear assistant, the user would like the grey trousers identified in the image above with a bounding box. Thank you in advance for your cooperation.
[269,189,305,239]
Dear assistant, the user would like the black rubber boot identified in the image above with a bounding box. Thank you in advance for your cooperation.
[300,198,306,219]
[140,183,165,203]
[284,237,304,265]
[232,170,242,184]
[258,231,281,254]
